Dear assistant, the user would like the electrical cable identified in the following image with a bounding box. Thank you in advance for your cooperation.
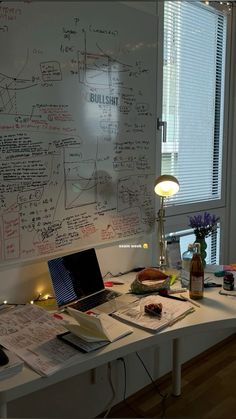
[102,267,149,279]
[118,358,127,401]
[102,362,116,418]
[103,271,126,279]
[135,352,166,398]
[135,351,168,418]
[117,357,145,418]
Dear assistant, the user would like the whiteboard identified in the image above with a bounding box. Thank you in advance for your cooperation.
[0,2,157,264]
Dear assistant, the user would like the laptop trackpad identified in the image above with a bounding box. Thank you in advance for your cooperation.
[94,294,139,314]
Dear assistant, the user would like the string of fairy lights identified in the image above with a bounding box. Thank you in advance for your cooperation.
[0,292,54,307]
[202,0,232,13]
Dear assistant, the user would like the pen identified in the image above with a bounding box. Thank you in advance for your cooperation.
[159,293,186,302]
[180,294,201,308]
[111,280,125,285]
[168,288,187,294]
[204,282,222,288]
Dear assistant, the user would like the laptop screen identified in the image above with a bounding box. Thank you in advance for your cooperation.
[48,248,105,307]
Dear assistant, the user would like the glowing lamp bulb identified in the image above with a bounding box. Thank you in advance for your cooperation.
[154,175,179,197]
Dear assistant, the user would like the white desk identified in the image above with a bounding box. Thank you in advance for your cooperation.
[1,273,236,418]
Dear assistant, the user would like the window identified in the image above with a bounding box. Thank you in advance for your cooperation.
[161,1,228,263]
[162,1,227,207]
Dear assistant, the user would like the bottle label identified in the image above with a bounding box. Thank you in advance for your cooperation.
[223,272,234,291]
[190,276,204,292]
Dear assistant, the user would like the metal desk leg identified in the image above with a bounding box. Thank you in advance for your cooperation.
[172,338,182,396]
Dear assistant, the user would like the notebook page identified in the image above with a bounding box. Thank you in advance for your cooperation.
[112,295,194,332]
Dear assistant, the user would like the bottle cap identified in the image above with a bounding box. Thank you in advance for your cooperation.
[188,243,194,251]
[194,243,201,253]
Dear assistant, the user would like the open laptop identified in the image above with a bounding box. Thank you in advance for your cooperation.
[48,248,137,314]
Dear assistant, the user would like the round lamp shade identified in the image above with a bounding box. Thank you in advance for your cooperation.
[154,175,179,197]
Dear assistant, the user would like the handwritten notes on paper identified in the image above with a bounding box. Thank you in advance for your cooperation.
[0,2,157,263]
[0,305,82,376]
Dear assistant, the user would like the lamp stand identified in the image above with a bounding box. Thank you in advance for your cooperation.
[157,196,166,269]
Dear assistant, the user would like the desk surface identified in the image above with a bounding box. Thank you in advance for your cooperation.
[1,271,236,404]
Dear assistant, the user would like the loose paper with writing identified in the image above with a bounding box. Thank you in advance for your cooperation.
[112,295,194,332]
[0,304,82,376]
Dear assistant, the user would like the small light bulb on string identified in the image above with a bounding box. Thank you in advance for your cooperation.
[3,300,7,305]
[30,300,34,304]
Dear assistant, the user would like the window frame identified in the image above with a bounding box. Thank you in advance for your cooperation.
[155,0,232,264]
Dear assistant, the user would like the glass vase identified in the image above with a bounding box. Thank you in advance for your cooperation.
[194,237,207,268]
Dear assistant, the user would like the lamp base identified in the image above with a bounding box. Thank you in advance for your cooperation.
[158,264,167,272]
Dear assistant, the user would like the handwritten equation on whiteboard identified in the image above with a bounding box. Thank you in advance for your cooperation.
[0,2,157,263]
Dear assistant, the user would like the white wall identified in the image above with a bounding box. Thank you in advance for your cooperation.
[0,234,153,305]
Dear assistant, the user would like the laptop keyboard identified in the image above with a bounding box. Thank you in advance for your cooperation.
[70,289,121,312]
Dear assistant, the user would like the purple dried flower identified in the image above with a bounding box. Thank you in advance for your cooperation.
[188,212,219,239]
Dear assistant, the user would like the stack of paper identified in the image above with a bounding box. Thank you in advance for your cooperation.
[0,304,82,377]
[112,294,194,332]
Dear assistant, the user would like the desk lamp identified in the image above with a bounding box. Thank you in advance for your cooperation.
[154,175,179,269]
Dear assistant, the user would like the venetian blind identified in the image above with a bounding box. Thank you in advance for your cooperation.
[162,1,227,206]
